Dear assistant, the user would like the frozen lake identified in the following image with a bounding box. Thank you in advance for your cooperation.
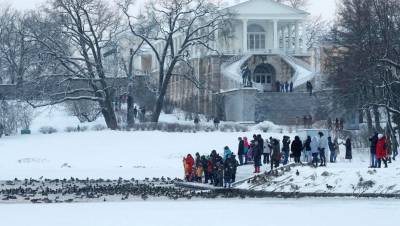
[0,198,398,226]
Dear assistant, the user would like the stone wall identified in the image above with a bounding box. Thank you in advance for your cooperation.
[222,88,258,122]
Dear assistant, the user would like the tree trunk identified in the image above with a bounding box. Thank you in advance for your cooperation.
[101,94,118,130]
[151,93,165,123]
[365,108,373,133]
[127,81,135,128]
[386,109,399,151]
[372,105,382,132]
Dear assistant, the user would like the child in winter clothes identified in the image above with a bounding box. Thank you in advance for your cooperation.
[223,146,233,160]
[243,137,250,164]
[185,154,195,181]
[223,155,235,188]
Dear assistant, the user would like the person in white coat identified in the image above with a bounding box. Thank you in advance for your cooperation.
[263,138,272,165]
[318,132,328,166]
[311,136,319,167]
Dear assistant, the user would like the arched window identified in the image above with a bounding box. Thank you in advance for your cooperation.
[247,24,266,51]
[253,64,275,84]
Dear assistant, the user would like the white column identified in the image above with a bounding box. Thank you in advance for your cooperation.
[242,19,248,53]
[273,19,278,51]
[288,24,292,51]
[282,26,286,53]
[214,26,219,51]
[295,21,299,53]
[302,22,307,53]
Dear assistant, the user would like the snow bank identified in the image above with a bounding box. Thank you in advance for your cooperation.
[237,150,400,194]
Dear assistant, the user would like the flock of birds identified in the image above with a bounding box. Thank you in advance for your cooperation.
[0,177,252,204]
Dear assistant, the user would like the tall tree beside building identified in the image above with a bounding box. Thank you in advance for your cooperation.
[120,0,233,122]
[25,0,124,130]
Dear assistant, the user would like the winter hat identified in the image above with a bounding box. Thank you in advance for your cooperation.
[378,134,384,139]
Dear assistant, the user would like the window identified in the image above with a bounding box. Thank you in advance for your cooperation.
[247,24,266,51]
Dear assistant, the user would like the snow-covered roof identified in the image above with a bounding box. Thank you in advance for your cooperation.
[225,0,309,19]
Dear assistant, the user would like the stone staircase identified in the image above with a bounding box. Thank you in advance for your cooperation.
[255,92,318,125]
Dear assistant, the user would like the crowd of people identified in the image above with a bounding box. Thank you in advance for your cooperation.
[369,132,398,168]
[182,131,357,187]
[327,118,345,131]
[183,149,239,188]
[275,81,294,93]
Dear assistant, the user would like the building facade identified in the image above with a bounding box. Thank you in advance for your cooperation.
[136,0,322,123]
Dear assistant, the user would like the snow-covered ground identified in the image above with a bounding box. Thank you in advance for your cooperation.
[238,154,400,194]
[0,198,398,226]
[1,105,399,226]
[0,130,265,180]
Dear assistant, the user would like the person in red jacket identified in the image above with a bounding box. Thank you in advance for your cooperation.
[376,134,388,168]
[185,154,195,181]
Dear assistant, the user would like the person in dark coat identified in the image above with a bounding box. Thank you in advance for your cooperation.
[291,136,303,163]
[213,117,220,129]
[133,106,138,118]
[223,156,234,188]
[231,155,239,182]
[270,139,281,171]
[369,132,378,168]
[303,136,312,163]
[237,137,245,165]
[345,138,352,161]
[252,139,262,173]
[276,81,281,92]
[289,81,293,92]
[282,136,291,165]
[328,137,336,163]
[201,156,210,184]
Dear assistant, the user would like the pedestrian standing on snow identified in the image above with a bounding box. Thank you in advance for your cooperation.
[345,137,352,162]
[231,155,239,182]
[243,137,250,164]
[237,137,245,165]
[282,136,291,165]
[303,136,312,163]
[386,135,393,163]
[318,132,327,166]
[328,137,335,163]
[252,138,262,173]
[185,154,195,181]
[285,81,289,92]
[290,81,293,92]
[291,136,303,163]
[369,132,378,168]
[376,134,388,168]
[311,136,319,168]
[263,138,272,165]
[194,153,202,182]
[223,155,235,188]
[223,146,233,160]
[270,139,281,171]
[213,117,220,130]
[334,138,340,162]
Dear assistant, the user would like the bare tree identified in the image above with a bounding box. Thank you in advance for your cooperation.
[120,0,233,122]
[305,16,328,49]
[0,7,43,87]
[275,0,309,9]
[24,0,125,130]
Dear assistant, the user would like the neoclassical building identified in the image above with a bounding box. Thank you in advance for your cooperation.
[136,0,323,123]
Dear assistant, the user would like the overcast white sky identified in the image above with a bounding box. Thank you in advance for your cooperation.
[1,0,338,21]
